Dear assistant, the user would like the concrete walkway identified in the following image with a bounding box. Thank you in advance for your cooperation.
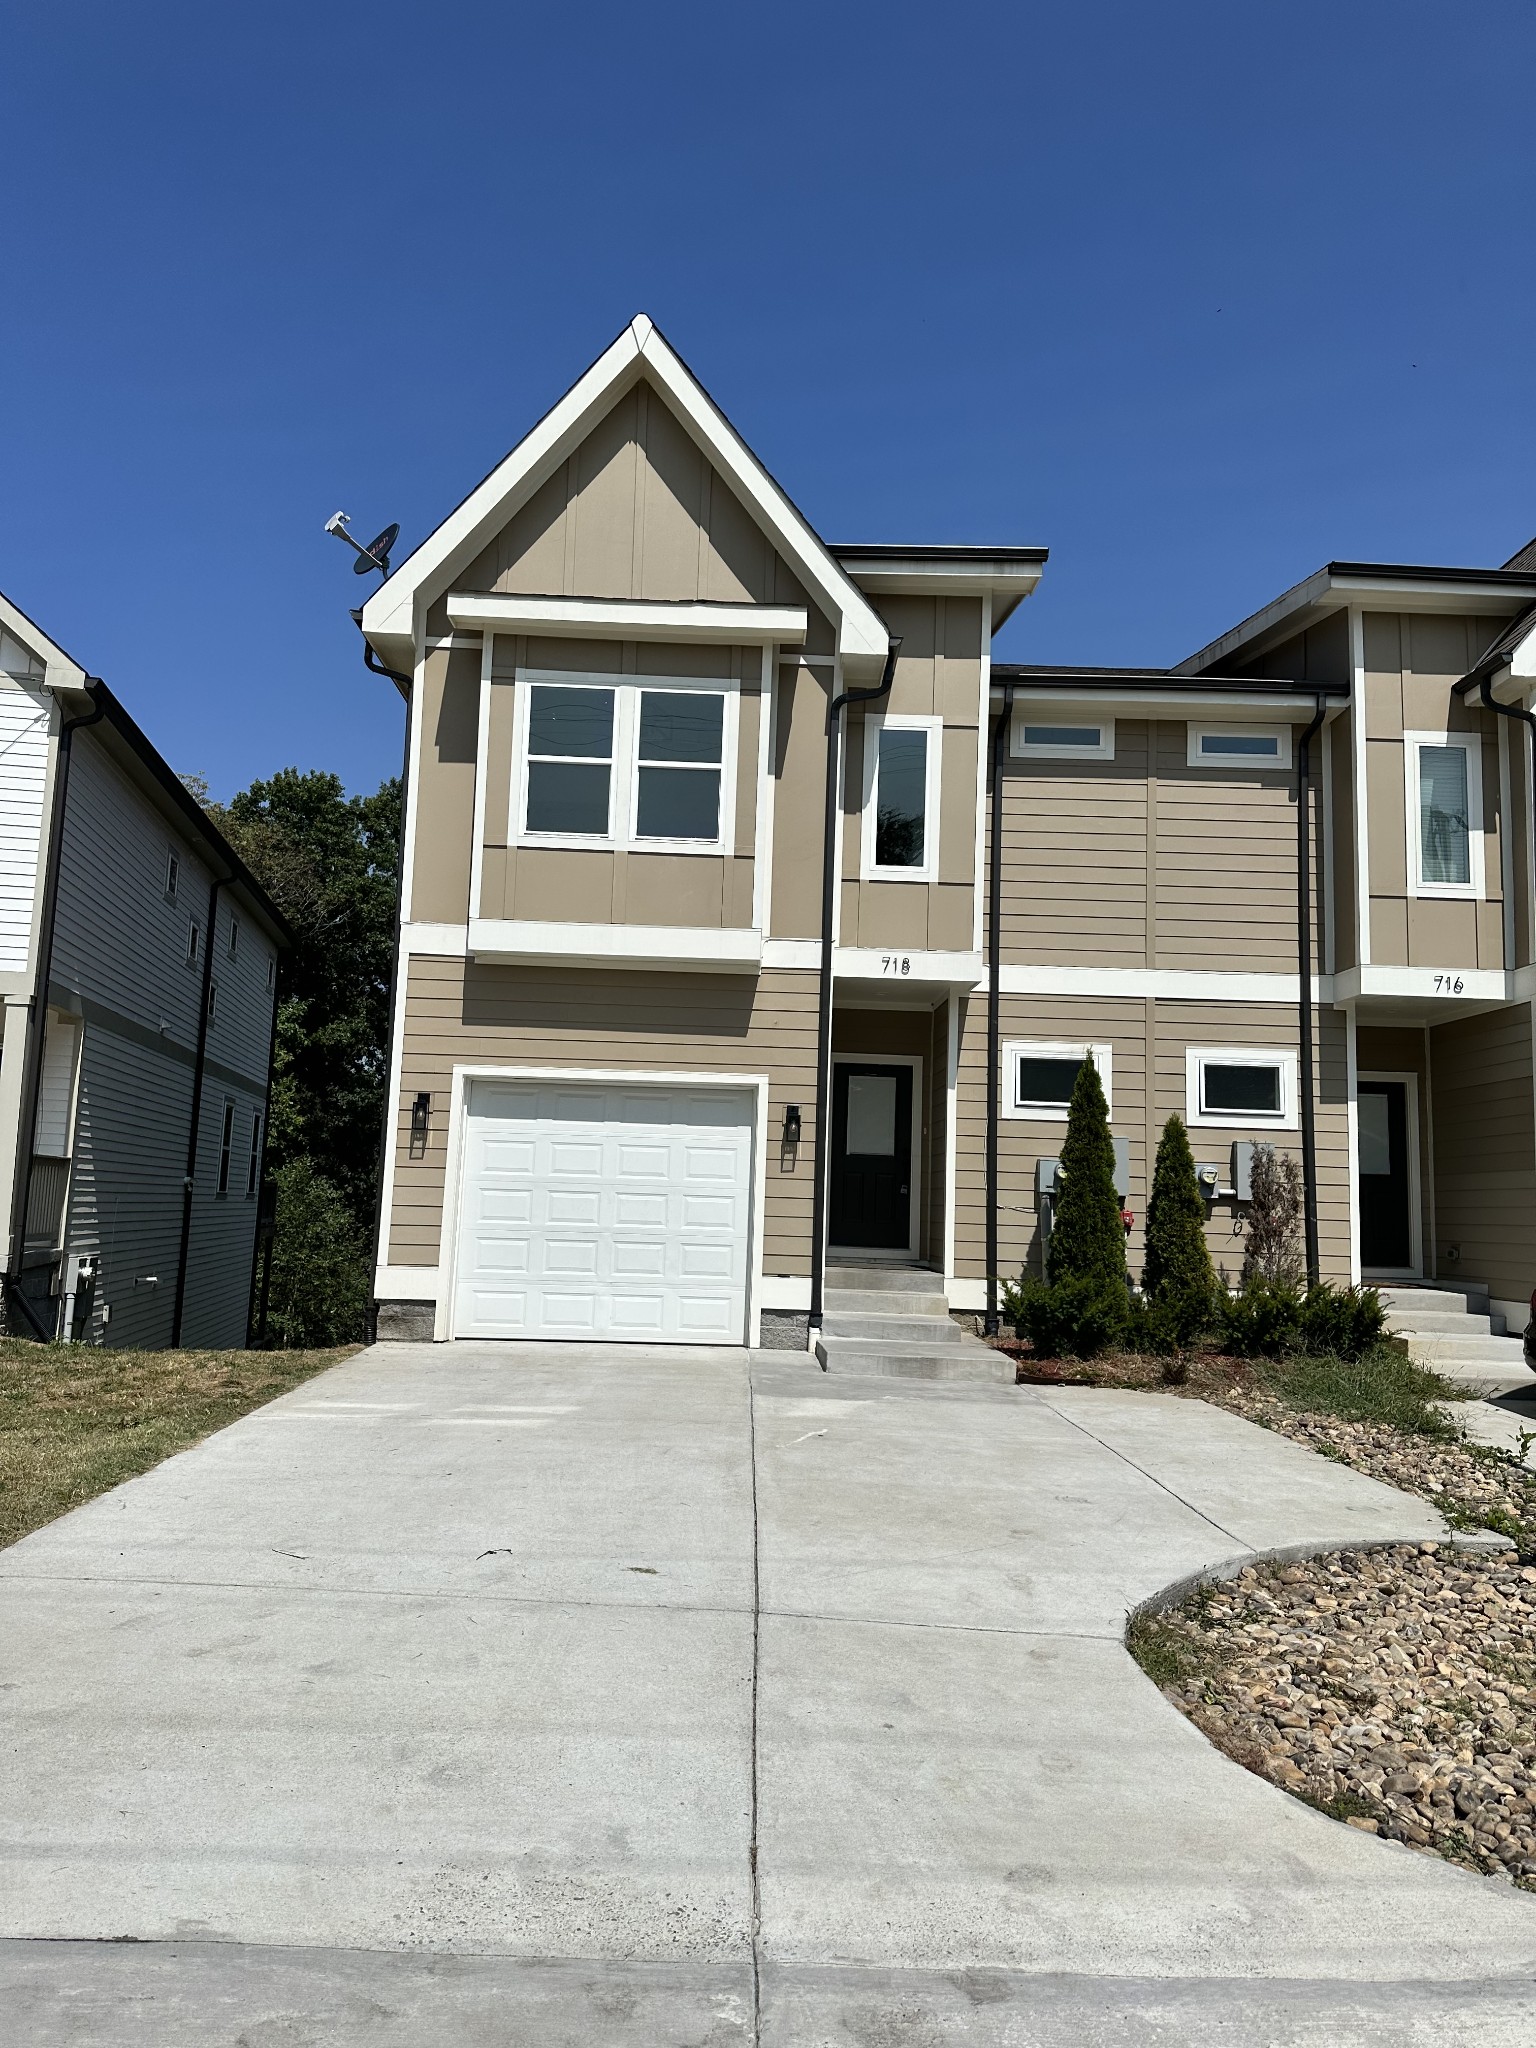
[2,1346,1535,2044]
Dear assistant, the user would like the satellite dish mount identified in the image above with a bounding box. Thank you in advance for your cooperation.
[325,511,400,578]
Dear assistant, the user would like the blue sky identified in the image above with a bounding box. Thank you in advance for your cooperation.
[3,2,1533,799]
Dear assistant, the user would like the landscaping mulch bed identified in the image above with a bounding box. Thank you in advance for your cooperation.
[0,1339,355,1550]
[1133,1544,1536,1888]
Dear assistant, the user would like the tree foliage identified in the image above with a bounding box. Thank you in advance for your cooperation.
[1142,1115,1217,1311]
[1047,1057,1125,1291]
[262,1158,371,1347]
[210,769,400,1223]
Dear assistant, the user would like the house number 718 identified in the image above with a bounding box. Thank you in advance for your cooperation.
[881,955,912,976]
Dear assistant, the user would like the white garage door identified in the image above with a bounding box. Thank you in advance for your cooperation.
[452,1078,755,1343]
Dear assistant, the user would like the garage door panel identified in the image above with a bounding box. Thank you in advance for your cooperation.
[454,1080,754,1343]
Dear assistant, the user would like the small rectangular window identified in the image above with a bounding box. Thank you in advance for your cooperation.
[228,916,238,958]
[187,921,199,966]
[523,683,614,837]
[1188,725,1290,768]
[247,1111,263,1197]
[1187,1048,1294,1127]
[266,953,275,991]
[635,689,724,842]
[165,851,179,901]
[217,1101,234,1195]
[207,980,217,1023]
[1014,717,1115,761]
[1002,1041,1112,1121]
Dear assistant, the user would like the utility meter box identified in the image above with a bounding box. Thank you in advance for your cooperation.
[1232,1141,1256,1204]
[1037,1139,1130,1201]
[1036,1157,1061,1202]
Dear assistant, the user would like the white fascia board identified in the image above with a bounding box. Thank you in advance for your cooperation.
[362,314,890,675]
[999,965,1330,1002]
[1333,965,1509,1005]
[400,920,470,955]
[467,918,762,973]
[997,686,1345,719]
[839,558,1045,606]
[1176,570,1536,677]
[445,593,806,645]
[0,590,87,692]
[833,947,985,990]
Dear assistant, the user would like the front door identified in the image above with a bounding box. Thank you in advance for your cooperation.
[1358,1079,1413,1272]
[829,1062,913,1251]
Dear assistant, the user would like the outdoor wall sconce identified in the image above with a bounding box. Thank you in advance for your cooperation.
[410,1091,431,1158]
[781,1102,802,1147]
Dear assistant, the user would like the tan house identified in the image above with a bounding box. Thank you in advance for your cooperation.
[361,316,1536,1351]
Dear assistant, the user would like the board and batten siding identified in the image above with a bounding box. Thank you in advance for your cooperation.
[0,680,53,976]
[953,996,1351,1287]
[1428,1004,1536,1308]
[389,958,820,1276]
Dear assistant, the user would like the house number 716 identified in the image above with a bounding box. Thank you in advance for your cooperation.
[881,955,912,976]
[1432,974,1465,995]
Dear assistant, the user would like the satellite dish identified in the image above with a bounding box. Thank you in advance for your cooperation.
[354,522,400,575]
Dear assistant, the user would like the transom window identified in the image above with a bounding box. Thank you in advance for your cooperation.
[1014,717,1115,761]
[1187,725,1291,769]
[1001,1040,1112,1121]
[862,714,941,881]
[1186,1048,1295,1128]
[515,672,734,852]
[1406,731,1481,898]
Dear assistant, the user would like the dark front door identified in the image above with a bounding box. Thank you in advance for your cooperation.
[829,1062,913,1251]
[1358,1079,1413,1271]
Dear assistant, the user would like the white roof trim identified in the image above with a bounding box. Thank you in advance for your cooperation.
[0,589,87,692]
[362,315,888,675]
[446,593,806,645]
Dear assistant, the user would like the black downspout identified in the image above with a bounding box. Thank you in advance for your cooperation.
[983,678,1017,1336]
[5,683,107,1340]
[1297,693,1327,1289]
[170,873,233,1346]
[357,621,413,1343]
[807,634,902,1341]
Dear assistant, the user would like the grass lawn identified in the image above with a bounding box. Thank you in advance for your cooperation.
[0,1339,356,1551]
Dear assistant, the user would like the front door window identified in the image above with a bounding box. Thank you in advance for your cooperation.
[1358,1080,1413,1271]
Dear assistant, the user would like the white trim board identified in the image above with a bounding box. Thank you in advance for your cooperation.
[467,919,761,971]
[433,1064,771,1346]
[375,1263,442,1301]
[447,592,807,645]
[361,315,889,678]
[999,965,1326,1002]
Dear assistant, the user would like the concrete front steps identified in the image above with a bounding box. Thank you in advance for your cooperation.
[815,1263,1012,1383]
[1379,1284,1533,1396]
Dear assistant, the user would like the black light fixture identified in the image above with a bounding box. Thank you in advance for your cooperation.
[781,1102,802,1147]
[410,1091,431,1157]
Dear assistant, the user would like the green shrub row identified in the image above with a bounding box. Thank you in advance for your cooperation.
[1000,1271,1386,1363]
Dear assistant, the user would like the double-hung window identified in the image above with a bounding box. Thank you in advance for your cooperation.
[516,673,732,851]
[1405,730,1482,898]
[862,713,941,881]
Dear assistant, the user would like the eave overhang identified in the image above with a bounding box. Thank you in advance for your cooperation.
[445,593,808,646]
[831,545,1049,633]
[993,667,1350,718]
[0,588,87,692]
[362,315,891,682]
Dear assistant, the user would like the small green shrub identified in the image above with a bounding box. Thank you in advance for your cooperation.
[1143,1115,1217,1313]
[1219,1277,1304,1357]
[1048,1058,1126,1292]
[1125,1288,1211,1357]
[1299,1283,1386,1362]
[1013,1273,1127,1359]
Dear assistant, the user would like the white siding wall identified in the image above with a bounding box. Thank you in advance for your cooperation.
[0,682,52,974]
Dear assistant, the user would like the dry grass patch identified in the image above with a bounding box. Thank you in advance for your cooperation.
[0,1339,354,1550]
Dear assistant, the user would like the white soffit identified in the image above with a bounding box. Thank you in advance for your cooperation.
[0,588,86,692]
[361,315,889,676]
[445,593,807,645]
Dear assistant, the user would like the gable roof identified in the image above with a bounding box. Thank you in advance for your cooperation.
[360,316,893,678]
[0,587,88,691]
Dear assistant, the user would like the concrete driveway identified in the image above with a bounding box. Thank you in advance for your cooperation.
[3,1345,1536,2045]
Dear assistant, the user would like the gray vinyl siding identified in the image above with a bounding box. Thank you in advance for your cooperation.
[47,730,276,1347]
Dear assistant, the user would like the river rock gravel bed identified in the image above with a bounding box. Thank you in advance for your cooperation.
[1142,1543,1536,1888]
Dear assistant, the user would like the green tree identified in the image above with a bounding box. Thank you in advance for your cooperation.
[210,770,400,1225]
[1048,1057,1125,1291]
[263,1158,371,1347]
[1143,1115,1217,1307]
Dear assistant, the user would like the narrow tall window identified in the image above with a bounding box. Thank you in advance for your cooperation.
[1418,744,1470,887]
[524,684,614,836]
[635,690,724,842]
[166,851,180,901]
[217,1101,235,1195]
[247,1111,263,1197]
[228,915,239,958]
[266,952,275,991]
[872,727,928,870]
[207,980,218,1023]
[187,921,199,966]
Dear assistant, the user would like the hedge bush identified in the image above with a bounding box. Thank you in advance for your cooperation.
[1007,1274,1127,1360]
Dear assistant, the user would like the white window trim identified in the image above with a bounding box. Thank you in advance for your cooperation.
[1187,723,1292,770]
[860,711,942,883]
[1011,712,1115,761]
[1186,1046,1297,1129]
[509,668,740,857]
[1001,1040,1112,1122]
[1403,728,1484,901]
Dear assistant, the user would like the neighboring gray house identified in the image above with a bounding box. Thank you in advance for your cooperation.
[0,590,287,1346]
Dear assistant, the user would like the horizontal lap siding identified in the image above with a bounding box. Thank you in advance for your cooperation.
[997,746,1149,967]
[1430,1006,1536,1304]
[389,959,820,1274]
[954,997,1350,1286]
